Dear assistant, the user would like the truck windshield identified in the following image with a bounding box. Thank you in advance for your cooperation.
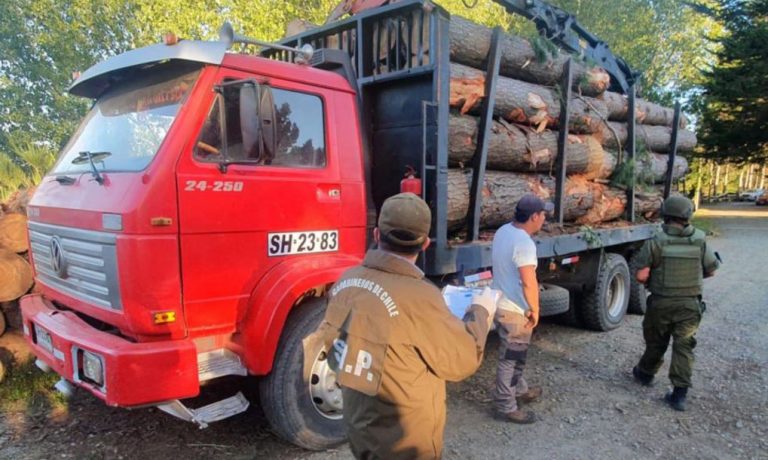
[53,63,201,174]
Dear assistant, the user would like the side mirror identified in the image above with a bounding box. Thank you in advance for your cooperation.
[239,82,262,161]
[260,86,277,163]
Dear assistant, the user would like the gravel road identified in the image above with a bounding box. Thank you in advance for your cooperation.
[1,202,766,460]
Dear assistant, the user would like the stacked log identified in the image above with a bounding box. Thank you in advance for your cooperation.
[446,16,693,232]
[0,190,34,337]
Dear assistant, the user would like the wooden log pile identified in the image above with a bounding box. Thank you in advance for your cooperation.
[446,16,693,231]
[0,190,34,327]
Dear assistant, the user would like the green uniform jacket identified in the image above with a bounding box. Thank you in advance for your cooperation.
[313,250,490,460]
[638,223,720,298]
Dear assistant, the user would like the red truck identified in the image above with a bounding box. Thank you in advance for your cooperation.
[21,0,685,450]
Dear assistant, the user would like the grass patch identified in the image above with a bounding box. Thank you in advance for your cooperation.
[692,216,719,236]
[0,360,67,413]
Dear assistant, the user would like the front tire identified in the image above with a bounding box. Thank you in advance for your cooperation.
[259,297,346,450]
[580,253,630,331]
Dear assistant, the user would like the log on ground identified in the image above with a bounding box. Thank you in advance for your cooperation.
[450,63,609,134]
[448,113,614,179]
[449,16,610,97]
[596,121,697,153]
[0,248,33,302]
[0,214,29,253]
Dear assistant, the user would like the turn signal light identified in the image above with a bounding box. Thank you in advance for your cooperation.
[153,311,177,324]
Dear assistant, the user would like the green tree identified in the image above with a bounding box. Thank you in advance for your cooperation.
[698,0,768,163]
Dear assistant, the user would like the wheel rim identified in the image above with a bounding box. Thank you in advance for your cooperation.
[606,272,627,319]
[308,349,343,420]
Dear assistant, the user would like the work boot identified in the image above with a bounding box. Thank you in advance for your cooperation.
[632,366,654,386]
[665,387,688,412]
[495,409,536,424]
[517,386,543,405]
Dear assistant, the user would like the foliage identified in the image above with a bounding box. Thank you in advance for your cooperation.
[0,0,732,193]
[579,225,601,247]
[0,360,66,413]
[697,0,768,163]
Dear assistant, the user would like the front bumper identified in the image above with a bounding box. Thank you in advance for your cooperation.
[20,294,199,407]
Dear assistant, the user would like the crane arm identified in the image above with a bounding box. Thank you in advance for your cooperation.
[495,0,638,93]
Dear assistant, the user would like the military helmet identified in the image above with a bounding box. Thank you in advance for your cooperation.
[661,195,694,220]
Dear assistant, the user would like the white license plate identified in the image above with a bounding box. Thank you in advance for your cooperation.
[34,324,53,354]
[267,230,339,257]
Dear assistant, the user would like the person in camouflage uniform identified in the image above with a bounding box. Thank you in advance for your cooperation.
[632,196,720,411]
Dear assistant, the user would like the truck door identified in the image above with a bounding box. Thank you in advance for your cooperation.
[176,68,342,334]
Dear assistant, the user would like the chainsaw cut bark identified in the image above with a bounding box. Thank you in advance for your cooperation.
[448,113,614,179]
[0,213,29,253]
[0,248,33,302]
[447,169,663,229]
[450,63,609,134]
[449,16,610,97]
[447,170,591,229]
[596,121,697,153]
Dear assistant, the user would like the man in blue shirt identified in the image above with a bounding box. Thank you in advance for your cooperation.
[491,194,553,424]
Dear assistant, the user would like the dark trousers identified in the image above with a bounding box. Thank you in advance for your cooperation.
[637,295,702,388]
[493,309,532,413]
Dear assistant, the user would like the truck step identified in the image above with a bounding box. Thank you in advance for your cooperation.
[157,392,250,429]
[197,349,248,382]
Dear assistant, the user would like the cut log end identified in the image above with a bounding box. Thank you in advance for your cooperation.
[0,248,33,302]
[0,213,29,253]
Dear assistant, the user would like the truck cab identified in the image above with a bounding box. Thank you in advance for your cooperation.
[22,38,365,446]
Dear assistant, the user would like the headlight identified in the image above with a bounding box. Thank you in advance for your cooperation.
[82,350,104,387]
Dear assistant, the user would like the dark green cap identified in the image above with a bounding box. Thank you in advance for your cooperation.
[378,193,431,247]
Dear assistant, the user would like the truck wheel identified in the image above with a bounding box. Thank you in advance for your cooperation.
[627,252,648,315]
[259,297,345,450]
[581,253,630,331]
[539,284,570,316]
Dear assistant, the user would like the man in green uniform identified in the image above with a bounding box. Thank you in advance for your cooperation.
[632,195,720,411]
[311,193,497,459]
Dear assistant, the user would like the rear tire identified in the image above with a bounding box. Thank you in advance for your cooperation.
[539,284,570,316]
[580,253,630,331]
[259,297,346,450]
[627,252,648,315]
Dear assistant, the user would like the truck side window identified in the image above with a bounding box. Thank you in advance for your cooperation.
[271,89,326,168]
[193,86,326,168]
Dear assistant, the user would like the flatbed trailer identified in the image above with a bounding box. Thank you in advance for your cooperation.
[268,0,680,325]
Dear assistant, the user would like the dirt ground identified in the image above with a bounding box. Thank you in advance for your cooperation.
[1,202,766,460]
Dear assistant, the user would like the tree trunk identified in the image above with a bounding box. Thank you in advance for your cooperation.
[0,214,29,253]
[723,164,730,195]
[0,248,33,302]
[599,91,689,128]
[446,170,661,229]
[714,164,721,196]
[596,121,697,153]
[694,160,703,209]
[450,63,609,134]
[738,166,745,194]
[761,164,766,189]
[709,161,716,198]
[449,16,610,97]
[447,114,614,178]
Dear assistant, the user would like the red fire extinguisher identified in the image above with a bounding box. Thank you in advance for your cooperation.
[400,166,422,196]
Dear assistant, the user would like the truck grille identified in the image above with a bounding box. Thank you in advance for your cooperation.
[28,221,122,310]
